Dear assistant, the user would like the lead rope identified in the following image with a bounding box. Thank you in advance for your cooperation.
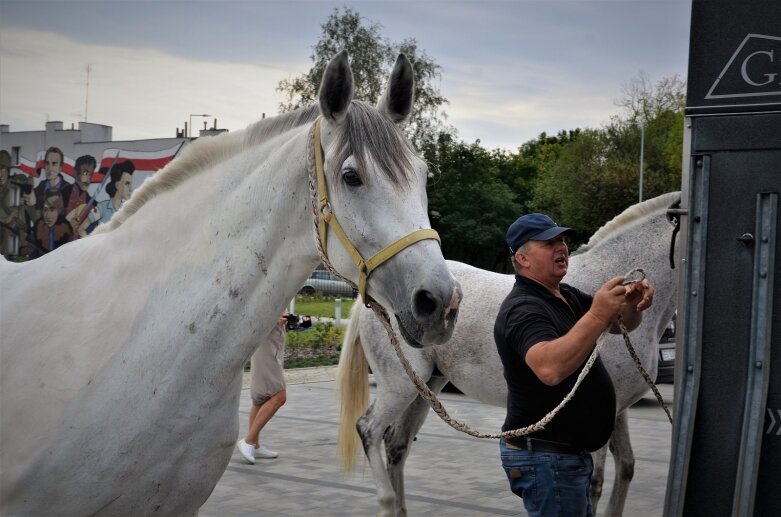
[368,267,671,441]
[616,316,673,423]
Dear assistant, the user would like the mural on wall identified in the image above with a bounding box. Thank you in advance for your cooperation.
[0,143,183,260]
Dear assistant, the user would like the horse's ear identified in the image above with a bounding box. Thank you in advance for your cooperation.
[319,50,354,124]
[377,54,415,124]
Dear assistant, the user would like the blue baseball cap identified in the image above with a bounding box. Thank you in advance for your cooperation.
[506,213,575,254]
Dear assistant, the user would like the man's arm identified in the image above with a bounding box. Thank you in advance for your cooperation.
[526,276,627,386]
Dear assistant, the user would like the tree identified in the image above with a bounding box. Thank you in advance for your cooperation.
[530,129,637,244]
[276,7,453,149]
[277,7,387,111]
[428,138,523,270]
[615,71,686,124]
[608,73,686,203]
[527,73,686,244]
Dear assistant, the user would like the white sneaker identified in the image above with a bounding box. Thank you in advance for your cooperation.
[255,445,279,459]
[236,438,255,464]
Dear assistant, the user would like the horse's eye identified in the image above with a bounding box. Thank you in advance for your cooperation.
[342,168,362,187]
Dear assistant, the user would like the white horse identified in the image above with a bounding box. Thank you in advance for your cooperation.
[337,192,680,516]
[0,51,462,516]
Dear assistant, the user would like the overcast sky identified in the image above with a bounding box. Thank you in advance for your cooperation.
[0,0,691,151]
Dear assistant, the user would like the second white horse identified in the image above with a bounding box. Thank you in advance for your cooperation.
[338,192,680,516]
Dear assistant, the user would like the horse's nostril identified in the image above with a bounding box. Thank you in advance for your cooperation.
[413,290,439,318]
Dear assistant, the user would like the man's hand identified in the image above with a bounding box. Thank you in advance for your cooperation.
[625,279,654,313]
[588,276,628,325]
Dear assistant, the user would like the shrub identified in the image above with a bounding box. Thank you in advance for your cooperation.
[284,322,343,367]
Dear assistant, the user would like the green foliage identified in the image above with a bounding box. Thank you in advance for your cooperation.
[284,356,340,369]
[276,11,686,272]
[530,129,631,244]
[286,322,343,349]
[428,138,525,269]
[277,7,387,110]
[276,6,453,149]
[285,322,343,370]
[529,74,685,246]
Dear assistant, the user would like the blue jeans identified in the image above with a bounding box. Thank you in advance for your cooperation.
[499,439,594,517]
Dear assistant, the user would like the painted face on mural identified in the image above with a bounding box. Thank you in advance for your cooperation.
[116,172,133,202]
[77,163,95,189]
[42,199,60,227]
[44,152,62,183]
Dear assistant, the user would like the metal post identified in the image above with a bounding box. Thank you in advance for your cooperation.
[188,114,210,138]
[639,121,645,202]
[334,298,342,325]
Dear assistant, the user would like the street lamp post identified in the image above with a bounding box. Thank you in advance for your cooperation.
[189,113,210,139]
[638,120,645,203]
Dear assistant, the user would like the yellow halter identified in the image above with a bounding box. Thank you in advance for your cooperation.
[312,117,441,302]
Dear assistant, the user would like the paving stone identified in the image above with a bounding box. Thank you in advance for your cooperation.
[201,369,673,516]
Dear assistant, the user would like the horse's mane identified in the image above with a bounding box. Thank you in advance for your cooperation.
[573,191,680,255]
[93,101,415,234]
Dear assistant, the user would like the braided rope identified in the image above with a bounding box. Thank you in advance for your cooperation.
[616,317,673,423]
[368,302,606,439]
[367,268,672,440]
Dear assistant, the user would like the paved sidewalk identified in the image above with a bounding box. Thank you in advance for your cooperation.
[241,365,341,389]
[203,369,673,516]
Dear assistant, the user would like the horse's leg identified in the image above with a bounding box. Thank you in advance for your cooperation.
[603,410,634,517]
[384,374,449,516]
[590,442,609,514]
[356,382,423,517]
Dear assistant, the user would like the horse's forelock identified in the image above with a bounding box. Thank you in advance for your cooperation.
[328,101,417,188]
[573,191,681,255]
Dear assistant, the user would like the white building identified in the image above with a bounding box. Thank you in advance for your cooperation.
[0,120,227,169]
[0,120,227,256]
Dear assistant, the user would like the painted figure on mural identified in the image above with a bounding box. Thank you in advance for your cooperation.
[29,190,72,258]
[33,147,72,212]
[87,160,134,230]
[64,154,98,238]
[0,151,15,256]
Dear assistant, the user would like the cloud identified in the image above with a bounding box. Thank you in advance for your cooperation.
[0,28,304,140]
[1,0,690,152]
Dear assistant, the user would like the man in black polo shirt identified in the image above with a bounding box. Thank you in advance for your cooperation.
[494,212,654,517]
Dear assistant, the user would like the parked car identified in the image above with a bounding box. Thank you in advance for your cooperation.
[298,269,357,298]
[655,316,676,384]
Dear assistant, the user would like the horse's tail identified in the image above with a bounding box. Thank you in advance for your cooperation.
[336,300,369,473]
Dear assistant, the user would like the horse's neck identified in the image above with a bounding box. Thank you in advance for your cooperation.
[149,129,321,357]
[74,126,319,374]
[573,213,677,334]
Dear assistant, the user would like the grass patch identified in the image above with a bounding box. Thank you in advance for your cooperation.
[293,295,355,319]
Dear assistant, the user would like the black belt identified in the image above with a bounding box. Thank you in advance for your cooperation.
[505,437,585,455]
